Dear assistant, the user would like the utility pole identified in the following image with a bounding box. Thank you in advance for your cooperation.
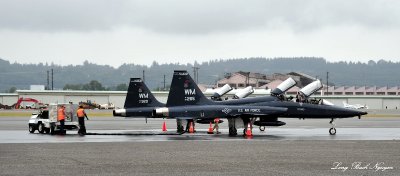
[192,67,196,83]
[326,72,329,96]
[163,74,166,90]
[244,72,250,87]
[51,69,54,90]
[197,68,199,83]
[192,66,199,83]
[246,72,250,87]
[47,70,49,90]
[142,70,145,83]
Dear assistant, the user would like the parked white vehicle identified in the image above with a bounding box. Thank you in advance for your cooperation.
[28,103,79,134]
[343,101,368,109]
[99,103,115,109]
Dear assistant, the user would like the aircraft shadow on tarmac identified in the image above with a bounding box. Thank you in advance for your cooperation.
[165,134,285,141]
[74,130,286,140]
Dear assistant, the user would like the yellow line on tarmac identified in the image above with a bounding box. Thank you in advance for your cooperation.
[85,112,113,117]
[0,111,112,117]
[0,112,32,117]
[364,114,400,118]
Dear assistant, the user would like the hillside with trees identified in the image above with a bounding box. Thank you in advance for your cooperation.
[0,57,399,92]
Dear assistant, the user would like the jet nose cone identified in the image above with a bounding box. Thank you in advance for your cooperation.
[351,109,368,117]
[343,108,368,117]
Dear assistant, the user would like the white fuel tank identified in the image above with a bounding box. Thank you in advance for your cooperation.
[234,86,254,99]
[271,77,296,95]
[300,80,323,97]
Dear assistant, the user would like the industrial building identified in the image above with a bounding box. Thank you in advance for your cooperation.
[216,71,400,96]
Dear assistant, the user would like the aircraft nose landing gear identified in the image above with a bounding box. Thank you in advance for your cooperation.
[329,118,336,135]
[329,127,336,135]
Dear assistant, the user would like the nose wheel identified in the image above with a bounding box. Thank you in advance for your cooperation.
[329,127,336,135]
[329,118,336,135]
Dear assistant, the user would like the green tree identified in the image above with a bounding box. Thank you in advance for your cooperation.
[63,80,105,90]
[8,87,17,93]
[115,83,128,91]
[63,84,83,90]
[83,80,105,90]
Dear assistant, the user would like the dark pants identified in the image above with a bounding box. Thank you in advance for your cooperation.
[59,119,65,133]
[78,117,86,134]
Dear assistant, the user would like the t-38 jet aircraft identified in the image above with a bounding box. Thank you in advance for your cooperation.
[113,77,288,131]
[114,73,297,121]
[153,70,367,136]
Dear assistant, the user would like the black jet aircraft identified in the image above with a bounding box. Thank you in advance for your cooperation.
[153,70,368,136]
[114,74,296,120]
[114,77,287,132]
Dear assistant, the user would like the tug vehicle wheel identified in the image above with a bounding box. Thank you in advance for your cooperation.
[38,123,45,134]
[29,125,35,133]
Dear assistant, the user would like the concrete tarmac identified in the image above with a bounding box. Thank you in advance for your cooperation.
[1,141,399,176]
[0,110,399,175]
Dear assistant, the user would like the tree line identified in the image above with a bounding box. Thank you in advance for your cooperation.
[63,80,128,91]
[1,57,399,92]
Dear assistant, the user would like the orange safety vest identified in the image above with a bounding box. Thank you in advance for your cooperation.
[58,108,65,121]
[214,118,220,123]
[77,108,85,118]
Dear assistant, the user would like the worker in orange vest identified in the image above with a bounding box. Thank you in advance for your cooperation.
[58,105,66,134]
[76,105,89,135]
[213,117,220,134]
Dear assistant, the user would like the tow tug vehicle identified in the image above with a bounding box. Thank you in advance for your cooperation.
[28,103,79,134]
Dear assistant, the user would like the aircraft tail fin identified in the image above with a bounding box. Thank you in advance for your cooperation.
[124,78,164,108]
[166,70,213,106]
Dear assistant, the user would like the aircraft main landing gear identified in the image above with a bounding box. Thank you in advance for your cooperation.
[228,118,237,136]
[329,118,336,135]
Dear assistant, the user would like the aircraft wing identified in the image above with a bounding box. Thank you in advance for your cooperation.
[153,105,287,119]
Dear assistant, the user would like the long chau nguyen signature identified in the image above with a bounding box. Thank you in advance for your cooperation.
[331,162,394,172]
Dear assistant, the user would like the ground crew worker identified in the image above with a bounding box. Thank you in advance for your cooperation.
[76,105,89,135]
[58,105,66,134]
[213,117,220,134]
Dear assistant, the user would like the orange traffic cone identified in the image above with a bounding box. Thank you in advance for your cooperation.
[245,123,252,136]
[188,122,194,133]
[207,122,214,134]
[162,121,167,131]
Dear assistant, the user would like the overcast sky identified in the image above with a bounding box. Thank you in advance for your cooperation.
[0,0,399,67]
